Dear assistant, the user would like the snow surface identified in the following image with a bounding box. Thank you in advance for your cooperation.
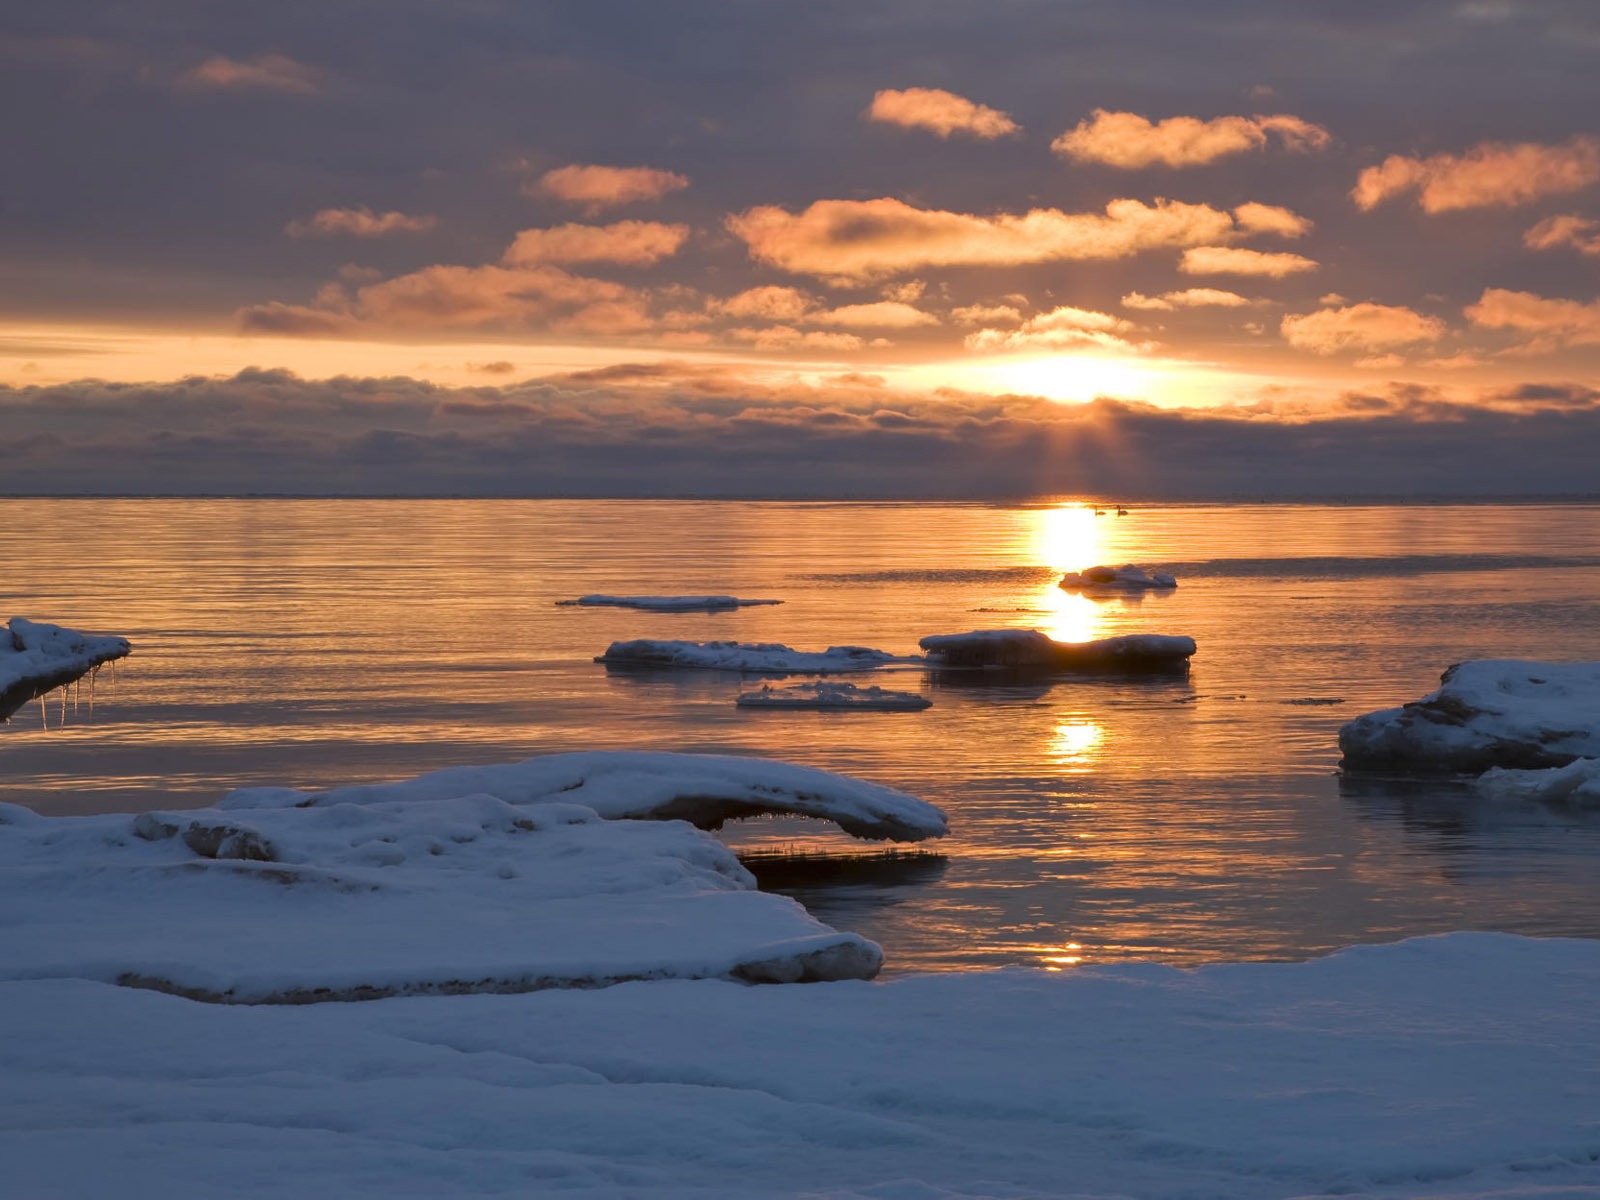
[737,681,932,711]
[920,628,1196,673]
[1059,564,1177,590]
[223,750,949,843]
[598,638,904,674]
[0,616,130,719]
[4,933,1600,1198]
[1340,659,1600,772]
[557,594,782,610]
[1478,757,1600,808]
[0,790,883,1002]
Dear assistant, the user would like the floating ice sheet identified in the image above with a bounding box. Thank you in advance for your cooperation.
[0,617,130,720]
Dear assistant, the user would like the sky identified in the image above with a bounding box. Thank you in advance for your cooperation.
[3,0,1599,496]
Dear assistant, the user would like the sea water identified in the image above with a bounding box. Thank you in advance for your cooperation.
[5,497,1600,973]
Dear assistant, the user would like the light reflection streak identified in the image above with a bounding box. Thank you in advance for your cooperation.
[1049,719,1104,772]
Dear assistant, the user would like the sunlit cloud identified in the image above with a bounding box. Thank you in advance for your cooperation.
[1524,213,1600,257]
[1465,287,1600,349]
[728,196,1242,281]
[708,286,815,321]
[173,53,322,96]
[532,164,689,215]
[727,326,869,351]
[963,306,1146,354]
[1122,288,1252,311]
[808,301,938,329]
[285,208,437,239]
[1232,202,1313,238]
[501,221,690,266]
[1179,246,1318,276]
[1282,303,1447,355]
[864,87,1020,139]
[1050,110,1330,168]
[1352,136,1600,212]
[951,304,1024,325]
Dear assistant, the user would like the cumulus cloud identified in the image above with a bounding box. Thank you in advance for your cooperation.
[1180,246,1318,277]
[1122,288,1253,311]
[951,304,1024,325]
[963,306,1145,354]
[501,221,690,267]
[1232,202,1313,239]
[1050,110,1330,168]
[1524,214,1600,257]
[709,286,815,322]
[285,208,437,239]
[1465,288,1600,349]
[864,87,1020,139]
[533,164,689,215]
[1280,303,1448,354]
[807,301,939,329]
[1352,136,1600,212]
[728,326,867,352]
[173,53,322,96]
[727,196,1241,281]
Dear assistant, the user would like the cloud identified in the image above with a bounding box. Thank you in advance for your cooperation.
[1524,214,1600,257]
[1179,246,1318,277]
[709,286,815,321]
[951,304,1024,325]
[1281,303,1448,354]
[807,301,939,329]
[963,306,1145,353]
[1232,202,1313,239]
[173,53,322,96]
[727,196,1240,280]
[501,221,690,267]
[727,326,867,352]
[533,165,689,215]
[864,87,1020,139]
[1122,288,1253,311]
[285,208,437,239]
[1050,110,1330,168]
[1352,136,1600,212]
[1465,288,1600,349]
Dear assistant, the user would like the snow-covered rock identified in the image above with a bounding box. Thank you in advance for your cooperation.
[556,594,781,611]
[1059,563,1177,590]
[919,628,1196,673]
[0,617,130,720]
[1477,757,1600,808]
[0,790,884,1002]
[597,638,902,674]
[736,681,932,711]
[223,750,948,843]
[1339,660,1600,772]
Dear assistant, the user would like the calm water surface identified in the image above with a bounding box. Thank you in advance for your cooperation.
[6,498,1600,974]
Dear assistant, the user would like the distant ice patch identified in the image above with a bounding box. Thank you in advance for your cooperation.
[920,628,1195,674]
[1059,564,1177,590]
[597,638,904,674]
[557,594,782,611]
[737,681,932,711]
[0,617,130,720]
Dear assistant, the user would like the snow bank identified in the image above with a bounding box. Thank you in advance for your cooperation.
[0,791,883,1002]
[0,617,130,720]
[597,638,901,674]
[223,750,948,843]
[4,933,1600,1198]
[736,681,932,711]
[1477,757,1600,808]
[1339,660,1600,772]
[1059,563,1177,590]
[920,628,1196,673]
[557,594,781,610]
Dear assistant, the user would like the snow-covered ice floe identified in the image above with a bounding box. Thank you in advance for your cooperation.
[556,594,781,611]
[920,628,1195,673]
[736,681,931,711]
[5,933,1600,1199]
[597,638,903,674]
[1059,563,1177,590]
[0,617,131,720]
[1339,659,1600,772]
[1477,757,1600,808]
[0,754,945,1002]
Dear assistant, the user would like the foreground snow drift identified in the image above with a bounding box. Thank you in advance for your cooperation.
[4,933,1599,1199]
[1059,563,1177,590]
[597,638,902,674]
[0,790,884,1002]
[557,594,781,611]
[920,628,1196,673]
[736,681,932,711]
[1340,660,1600,772]
[0,617,130,720]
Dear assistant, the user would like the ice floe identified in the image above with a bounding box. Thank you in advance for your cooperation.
[1339,659,1600,772]
[4,933,1600,1197]
[736,681,932,711]
[1059,563,1177,590]
[920,628,1196,673]
[556,594,781,611]
[597,638,903,674]
[1477,757,1600,808]
[0,617,130,720]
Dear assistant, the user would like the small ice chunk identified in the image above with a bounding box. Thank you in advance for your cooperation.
[556,595,782,611]
[737,682,931,711]
[597,639,902,674]
[0,618,131,720]
[1477,758,1600,808]
[919,628,1195,673]
[1059,564,1177,590]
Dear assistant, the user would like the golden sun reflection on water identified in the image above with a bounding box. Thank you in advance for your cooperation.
[1049,720,1104,772]
[1030,504,1102,573]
